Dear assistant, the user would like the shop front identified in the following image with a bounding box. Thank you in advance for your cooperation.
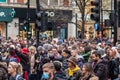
[0,7,15,38]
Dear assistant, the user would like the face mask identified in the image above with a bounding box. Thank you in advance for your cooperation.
[42,72,49,79]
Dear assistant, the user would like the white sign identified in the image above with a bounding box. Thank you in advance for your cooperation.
[0,12,5,17]
[46,11,55,17]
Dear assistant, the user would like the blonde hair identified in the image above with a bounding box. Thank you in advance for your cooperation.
[28,46,36,52]
[9,62,23,74]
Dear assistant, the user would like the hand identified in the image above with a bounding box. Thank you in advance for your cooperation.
[35,60,39,63]
[49,72,54,80]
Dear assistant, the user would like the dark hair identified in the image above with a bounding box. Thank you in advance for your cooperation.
[63,49,71,55]
[84,46,91,53]
[92,50,101,58]
[53,61,62,71]
[83,63,94,74]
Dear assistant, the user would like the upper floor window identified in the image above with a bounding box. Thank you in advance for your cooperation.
[8,0,27,4]
[63,0,69,6]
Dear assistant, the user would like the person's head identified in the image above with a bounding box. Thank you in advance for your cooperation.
[8,62,22,76]
[109,47,119,58]
[116,44,120,53]
[61,49,71,58]
[82,63,94,75]
[29,46,36,54]
[71,49,78,57]
[42,62,54,79]
[106,48,118,58]
[90,41,97,49]
[67,57,77,68]
[9,45,15,53]
[37,46,43,54]
[91,50,101,62]
[53,61,62,72]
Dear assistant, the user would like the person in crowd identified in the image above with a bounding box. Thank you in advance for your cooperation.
[53,61,68,80]
[106,47,120,80]
[34,46,47,80]
[8,61,23,80]
[71,49,84,69]
[15,46,30,80]
[82,46,91,62]
[65,56,81,80]
[6,45,20,64]
[0,54,8,80]
[28,46,37,80]
[81,63,99,80]
[117,44,120,54]
[61,49,71,70]
[1,49,8,61]
[41,62,55,80]
[90,41,98,50]
[92,50,108,80]
[28,46,36,70]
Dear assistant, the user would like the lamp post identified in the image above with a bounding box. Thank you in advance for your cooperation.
[26,0,31,46]
[36,0,41,47]
[114,0,118,45]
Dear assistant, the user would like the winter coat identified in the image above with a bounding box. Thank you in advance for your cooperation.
[81,74,99,80]
[108,58,120,79]
[15,50,30,71]
[62,56,70,70]
[0,63,8,80]
[65,65,81,80]
[93,59,108,80]
[9,74,24,80]
[82,52,91,62]
[34,53,47,71]
[53,70,68,80]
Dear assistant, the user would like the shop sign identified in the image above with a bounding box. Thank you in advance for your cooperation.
[45,9,72,22]
[0,7,15,22]
[0,0,7,3]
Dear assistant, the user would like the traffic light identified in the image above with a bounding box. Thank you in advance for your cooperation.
[41,12,48,31]
[36,11,42,30]
[23,20,28,31]
[36,11,48,32]
[27,32,32,39]
[90,0,100,22]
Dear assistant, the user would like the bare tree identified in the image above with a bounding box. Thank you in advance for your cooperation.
[74,0,91,39]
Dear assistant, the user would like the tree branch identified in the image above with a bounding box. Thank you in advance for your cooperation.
[84,9,91,21]
[75,0,83,13]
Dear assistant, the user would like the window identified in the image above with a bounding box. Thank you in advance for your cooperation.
[8,0,25,4]
[63,0,69,6]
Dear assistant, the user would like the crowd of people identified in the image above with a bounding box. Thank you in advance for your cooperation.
[0,36,120,80]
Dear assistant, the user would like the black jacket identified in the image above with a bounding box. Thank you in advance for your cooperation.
[53,70,68,80]
[93,59,108,80]
[16,50,30,71]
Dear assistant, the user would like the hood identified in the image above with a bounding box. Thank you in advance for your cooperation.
[21,48,28,55]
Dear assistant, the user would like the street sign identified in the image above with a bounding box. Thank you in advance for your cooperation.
[0,7,15,22]
[94,23,99,30]
[0,0,7,3]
